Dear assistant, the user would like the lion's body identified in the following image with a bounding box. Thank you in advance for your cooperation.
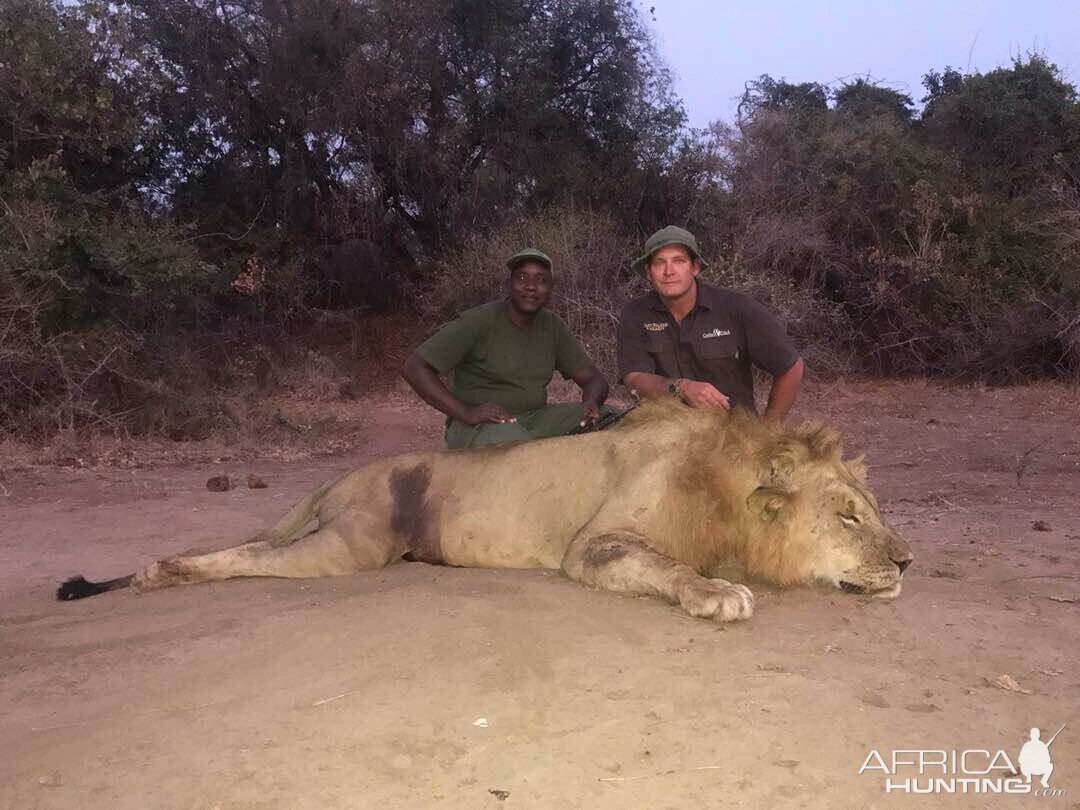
[59,401,913,622]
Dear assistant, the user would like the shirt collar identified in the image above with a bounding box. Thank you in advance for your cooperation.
[646,279,713,314]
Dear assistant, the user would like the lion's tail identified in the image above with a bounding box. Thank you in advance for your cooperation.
[57,574,134,600]
[55,475,342,601]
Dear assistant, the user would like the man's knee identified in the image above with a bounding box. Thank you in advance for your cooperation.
[526,402,585,438]
[473,422,530,447]
[451,420,530,448]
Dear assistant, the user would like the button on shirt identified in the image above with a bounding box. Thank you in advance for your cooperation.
[616,281,799,413]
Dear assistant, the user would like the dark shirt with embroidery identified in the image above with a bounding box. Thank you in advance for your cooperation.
[616,281,799,413]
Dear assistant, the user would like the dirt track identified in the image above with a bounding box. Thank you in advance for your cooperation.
[2,381,1079,809]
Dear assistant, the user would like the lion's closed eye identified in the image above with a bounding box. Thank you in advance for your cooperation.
[839,513,861,526]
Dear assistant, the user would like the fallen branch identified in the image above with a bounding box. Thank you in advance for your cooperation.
[599,765,724,783]
[311,690,358,707]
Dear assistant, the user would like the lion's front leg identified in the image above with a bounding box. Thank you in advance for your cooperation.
[560,531,754,622]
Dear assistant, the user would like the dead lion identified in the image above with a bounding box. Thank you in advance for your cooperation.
[57,400,913,621]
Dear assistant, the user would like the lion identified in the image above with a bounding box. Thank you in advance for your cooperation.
[57,400,913,622]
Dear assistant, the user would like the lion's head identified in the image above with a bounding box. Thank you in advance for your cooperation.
[740,421,913,599]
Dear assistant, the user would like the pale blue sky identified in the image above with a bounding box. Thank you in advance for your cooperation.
[646,0,1080,127]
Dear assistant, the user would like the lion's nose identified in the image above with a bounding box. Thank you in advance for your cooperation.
[895,558,912,574]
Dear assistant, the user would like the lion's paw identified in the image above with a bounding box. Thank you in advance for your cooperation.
[680,579,754,622]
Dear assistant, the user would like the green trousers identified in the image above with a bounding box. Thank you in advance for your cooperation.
[445,402,594,449]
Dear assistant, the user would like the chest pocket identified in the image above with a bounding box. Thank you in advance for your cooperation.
[694,337,746,388]
[696,337,740,362]
[646,331,678,358]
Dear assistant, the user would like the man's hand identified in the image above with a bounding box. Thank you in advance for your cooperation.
[571,364,609,426]
[580,399,601,427]
[460,402,516,426]
[679,379,730,411]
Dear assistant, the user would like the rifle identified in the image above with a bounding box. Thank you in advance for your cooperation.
[568,403,637,435]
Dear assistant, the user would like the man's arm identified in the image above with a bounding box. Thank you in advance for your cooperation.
[401,352,514,425]
[622,371,670,399]
[569,364,609,423]
[616,305,727,410]
[740,294,801,422]
[623,372,730,410]
[763,357,804,423]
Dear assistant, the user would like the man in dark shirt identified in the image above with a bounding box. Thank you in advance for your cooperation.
[616,226,804,421]
[402,248,609,448]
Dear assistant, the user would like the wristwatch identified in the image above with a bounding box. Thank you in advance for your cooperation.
[668,378,683,400]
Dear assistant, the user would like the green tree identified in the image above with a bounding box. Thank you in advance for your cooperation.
[921,56,1080,197]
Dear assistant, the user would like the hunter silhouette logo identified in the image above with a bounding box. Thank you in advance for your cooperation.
[859,723,1068,796]
[1019,725,1064,789]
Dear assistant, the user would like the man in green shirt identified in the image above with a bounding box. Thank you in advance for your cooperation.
[402,248,609,449]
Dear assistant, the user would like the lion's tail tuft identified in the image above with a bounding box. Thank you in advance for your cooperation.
[56,574,134,601]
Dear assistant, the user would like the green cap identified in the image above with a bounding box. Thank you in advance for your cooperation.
[630,225,708,277]
[506,248,553,272]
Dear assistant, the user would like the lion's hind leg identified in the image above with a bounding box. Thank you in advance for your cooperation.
[561,531,754,622]
[133,527,366,592]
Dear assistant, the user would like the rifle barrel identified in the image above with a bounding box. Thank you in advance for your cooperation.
[1046,723,1066,747]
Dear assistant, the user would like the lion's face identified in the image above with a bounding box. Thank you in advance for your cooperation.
[801,474,912,599]
[750,455,913,598]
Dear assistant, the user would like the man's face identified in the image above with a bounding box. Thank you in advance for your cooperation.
[647,244,700,301]
[507,260,552,315]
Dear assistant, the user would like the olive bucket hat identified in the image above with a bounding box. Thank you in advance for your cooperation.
[506,247,553,272]
[630,225,708,277]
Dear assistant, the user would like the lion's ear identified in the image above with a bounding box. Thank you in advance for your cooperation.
[748,487,791,522]
[846,454,867,482]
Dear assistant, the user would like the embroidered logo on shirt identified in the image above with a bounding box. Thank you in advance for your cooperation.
[643,322,669,332]
[702,328,732,339]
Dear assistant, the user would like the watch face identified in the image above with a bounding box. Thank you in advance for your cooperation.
[668,381,679,396]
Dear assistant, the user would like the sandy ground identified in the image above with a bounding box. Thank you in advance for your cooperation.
[1,380,1079,810]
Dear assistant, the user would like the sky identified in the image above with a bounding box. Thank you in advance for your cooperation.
[645,0,1080,128]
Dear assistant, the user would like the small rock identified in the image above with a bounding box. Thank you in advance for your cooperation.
[206,475,232,492]
[488,789,511,801]
[38,771,63,788]
[757,662,788,673]
[246,474,268,489]
[905,703,943,713]
[860,690,891,709]
[1032,520,1052,532]
[928,568,963,579]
